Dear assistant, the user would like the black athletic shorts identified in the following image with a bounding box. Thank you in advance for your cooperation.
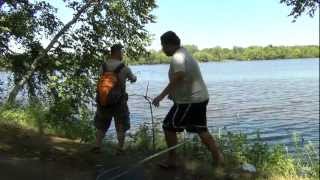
[163,100,209,133]
[94,98,130,133]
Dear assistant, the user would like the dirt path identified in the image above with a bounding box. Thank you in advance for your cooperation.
[0,155,93,180]
[0,122,151,180]
[0,123,256,180]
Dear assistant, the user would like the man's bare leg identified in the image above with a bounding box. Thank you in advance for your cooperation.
[95,129,105,148]
[115,122,125,151]
[164,130,178,166]
[91,129,105,153]
[198,131,224,165]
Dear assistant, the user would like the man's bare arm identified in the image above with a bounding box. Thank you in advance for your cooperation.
[152,71,184,107]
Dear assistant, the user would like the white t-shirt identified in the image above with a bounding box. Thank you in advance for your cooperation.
[169,47,209,104]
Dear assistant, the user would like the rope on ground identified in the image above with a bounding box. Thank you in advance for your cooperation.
[96,141,191,180]
[96,166,121,180]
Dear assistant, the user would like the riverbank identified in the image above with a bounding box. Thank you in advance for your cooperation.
[0,122,94,179]
[0,104,319,179]
[0,121,250,180]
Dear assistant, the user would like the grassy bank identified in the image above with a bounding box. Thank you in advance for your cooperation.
[0,104,319,179]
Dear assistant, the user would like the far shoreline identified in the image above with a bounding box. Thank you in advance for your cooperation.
[128,57,319,66]
[0,58,318,71]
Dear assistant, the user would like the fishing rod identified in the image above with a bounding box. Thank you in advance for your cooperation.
[128,81,156,151]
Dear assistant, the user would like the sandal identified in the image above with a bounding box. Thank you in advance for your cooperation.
[212,151,225,167]
[90,146,102,154]
[115,148,125,156]
[157,160,178,170]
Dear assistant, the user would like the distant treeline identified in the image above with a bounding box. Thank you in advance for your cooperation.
[0,45,319,68]
[128,45,320,64]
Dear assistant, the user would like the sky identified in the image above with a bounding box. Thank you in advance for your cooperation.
[47,0,319,50]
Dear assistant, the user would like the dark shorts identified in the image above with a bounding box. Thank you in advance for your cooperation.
[94,99,130,133]
[163,100,209,133]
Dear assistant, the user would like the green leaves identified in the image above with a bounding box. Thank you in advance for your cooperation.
[280,0,320,22]
[1,0,62,54]
[2,0,156,108]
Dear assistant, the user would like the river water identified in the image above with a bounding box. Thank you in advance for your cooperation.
[126,59,319,151]
[1,59,319,151]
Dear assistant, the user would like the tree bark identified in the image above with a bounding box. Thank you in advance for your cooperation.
[7,1,94,104]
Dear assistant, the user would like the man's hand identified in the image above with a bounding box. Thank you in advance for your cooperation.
[130,78,136,83]
[152,71,184,107]
[152,95,163,107]
[128,76,137,83]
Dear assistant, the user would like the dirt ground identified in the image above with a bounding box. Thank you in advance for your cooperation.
[0,122,256,180]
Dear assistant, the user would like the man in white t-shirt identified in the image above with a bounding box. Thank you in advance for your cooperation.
[152,31,224,167]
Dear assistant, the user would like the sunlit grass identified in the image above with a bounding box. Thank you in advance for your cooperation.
[0,104,319,179]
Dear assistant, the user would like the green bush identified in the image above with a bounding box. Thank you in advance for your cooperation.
[0,103,95,142]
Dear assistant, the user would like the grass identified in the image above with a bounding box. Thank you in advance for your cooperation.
[0,103,96,142]
[0,104,319,179]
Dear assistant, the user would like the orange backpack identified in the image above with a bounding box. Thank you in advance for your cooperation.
[96,63,125,106]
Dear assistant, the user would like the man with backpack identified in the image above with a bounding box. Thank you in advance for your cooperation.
[92,44,137,154]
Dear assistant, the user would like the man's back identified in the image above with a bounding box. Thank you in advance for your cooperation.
[169,47,209,104]
[102,59,136,91]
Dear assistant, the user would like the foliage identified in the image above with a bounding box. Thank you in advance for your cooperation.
[184,44,199,55]
[125,125,319,179]
[133,45,319,64]
[0,56,7,69]
[1,0,157,103]
[156,129,318,179]
[1,0,156,57]
[220,131,319,179]
[128,49,170,64]
[280,0,320,22]
[0,0,62,55]
[128,123,166,152]
[0,103,95,142]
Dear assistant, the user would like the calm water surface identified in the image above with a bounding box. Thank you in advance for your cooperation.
[0,59,319,150]
[126,59,319,150]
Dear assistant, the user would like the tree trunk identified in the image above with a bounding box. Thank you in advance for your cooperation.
[7,1,94,104]
[27,75,39,103]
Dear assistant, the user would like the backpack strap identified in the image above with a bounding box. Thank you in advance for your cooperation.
[114,63,125,74]
[101,63,125,73]
[101,62,108,73]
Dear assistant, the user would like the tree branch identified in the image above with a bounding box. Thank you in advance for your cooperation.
[7,1,95,103]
